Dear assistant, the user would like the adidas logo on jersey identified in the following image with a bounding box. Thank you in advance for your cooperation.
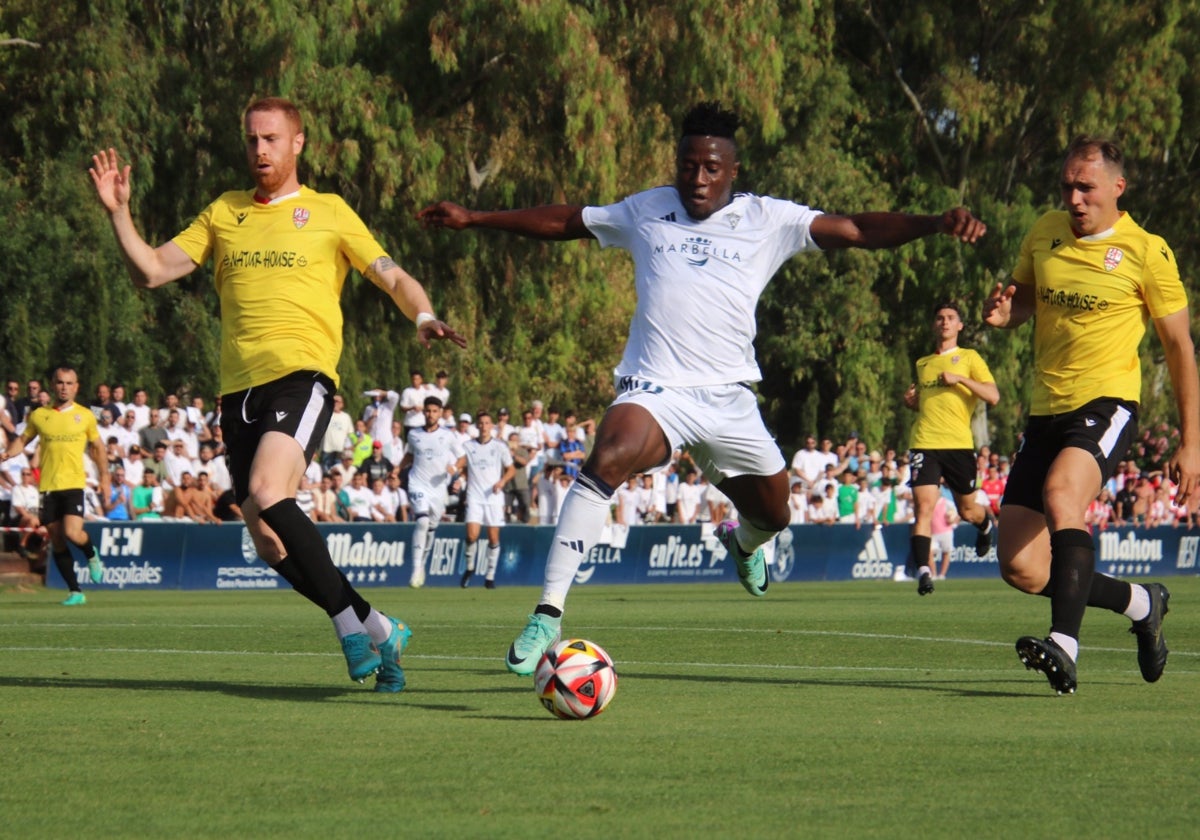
[658,212,676,222]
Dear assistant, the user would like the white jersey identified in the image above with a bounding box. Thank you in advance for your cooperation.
[582,188,822,386]
[406,426,463,490]
[462,436,513,505]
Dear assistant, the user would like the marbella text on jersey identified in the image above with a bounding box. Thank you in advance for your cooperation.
[653,237,743,264]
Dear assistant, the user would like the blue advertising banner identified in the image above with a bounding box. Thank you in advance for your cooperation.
[43,521,1200,590]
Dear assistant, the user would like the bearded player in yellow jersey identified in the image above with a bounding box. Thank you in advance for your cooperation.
[89,98,466,692]
[1,366,109,605]
[903,302,999,597]
[984,136,1200,694]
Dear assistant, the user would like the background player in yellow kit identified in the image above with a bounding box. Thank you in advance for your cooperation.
[1,365,109,605]
[903,302,999,596]
[984,136,1200,694]
[89,97,465,691]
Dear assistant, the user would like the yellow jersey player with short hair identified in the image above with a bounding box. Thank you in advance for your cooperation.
[985,135,1200,694]
[1,365,109,604]
[903,303,999,596]
[90,97,466,691]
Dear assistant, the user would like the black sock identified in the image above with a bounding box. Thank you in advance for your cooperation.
[910,535,932,569]
[275,558,372,621]
[1037,562,1132,615]
[77,536,97,557]
[258,499,351,616]
[53,548,80,591]
[273,557,323,608]
[1085,571,1132,614]
[1048,528,1095,639]
[535,604,563,619]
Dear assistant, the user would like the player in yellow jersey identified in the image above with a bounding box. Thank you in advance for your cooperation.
[88,97,466,692]
[984,136,1200,694]
[1,366,109,605]
[902,302,999,596]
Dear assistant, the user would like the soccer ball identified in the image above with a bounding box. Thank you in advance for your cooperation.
[534,638,618,720]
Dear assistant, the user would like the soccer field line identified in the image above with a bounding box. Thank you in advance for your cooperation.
[3,644,1196,677]
[4,621,1200,660]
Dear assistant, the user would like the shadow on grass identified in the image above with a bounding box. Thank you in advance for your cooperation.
[0,672,534,705]
[0,674,362,701]
[627,670,1049,698]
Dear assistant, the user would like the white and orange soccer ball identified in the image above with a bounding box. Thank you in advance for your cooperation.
[534,638,618,720]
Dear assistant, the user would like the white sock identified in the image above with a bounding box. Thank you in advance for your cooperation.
[734,518,778,556]
[1049,631,1079,662]
[1124,584,1151,622]
[464,539,479,572]
[485,543,500,579]
[539,477,614,611]
[363,608,393,644]
[411,517,431,572]
[918,565,932,578]
[331,605,367,640]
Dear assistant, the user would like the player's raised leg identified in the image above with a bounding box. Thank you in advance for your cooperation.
[506,403,668,675]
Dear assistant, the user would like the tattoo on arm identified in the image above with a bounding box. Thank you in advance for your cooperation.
[366,257,398,282]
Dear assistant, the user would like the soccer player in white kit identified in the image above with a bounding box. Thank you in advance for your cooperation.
[457,411,516,589]
[419,102,987,674]
[399,395,464,587]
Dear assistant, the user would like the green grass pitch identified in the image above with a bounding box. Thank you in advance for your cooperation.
[2,577,1198,838]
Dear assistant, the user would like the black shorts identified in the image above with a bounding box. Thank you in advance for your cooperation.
[907,449,977,496]
[1002,397,1138,513]
[40,489,85,524]
[221,371,335,505]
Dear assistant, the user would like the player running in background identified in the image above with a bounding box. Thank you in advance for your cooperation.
[400,395,464,588]
[89,97,465,691]
[457,410,516,589]
[420,101,987,675]
[1,366,109,605]
[984,136,1199,694]
[902,301,999,596]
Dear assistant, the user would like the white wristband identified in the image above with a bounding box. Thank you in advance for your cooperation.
[415,312,436,329]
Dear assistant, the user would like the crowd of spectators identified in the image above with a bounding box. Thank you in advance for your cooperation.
[1,373,1194,567]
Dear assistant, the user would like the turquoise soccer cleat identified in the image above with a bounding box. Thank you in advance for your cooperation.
[715,520,769,597]
[505,613,561,676]
[340,632,381,683]
[375,616,413,694]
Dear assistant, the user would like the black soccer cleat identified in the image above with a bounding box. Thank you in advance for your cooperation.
[975,512,995,557]
[460,570,473,589]
[1016,636,1077,695]
[917,571,935,596]
[1130,583,1170,683]
[484,579,496,590]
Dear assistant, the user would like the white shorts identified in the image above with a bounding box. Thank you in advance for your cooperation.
[612,377,785,481]
[932,531,954,559]
[408,481,447,521]
[466,495,506,528]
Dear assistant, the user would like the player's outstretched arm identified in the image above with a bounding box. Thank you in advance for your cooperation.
[88,148,197,289]
[810,207,986,250]
[365,257,468,350]
[418,201,593,241]
[982,281,1034,330]
[1155,307,1200,508]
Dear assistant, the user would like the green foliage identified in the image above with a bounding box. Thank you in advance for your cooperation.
[2,0,1197,452]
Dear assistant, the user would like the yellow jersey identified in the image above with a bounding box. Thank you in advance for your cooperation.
[910,348,994,450]
[171,187,389,394]
[1013,211,1187,415]
[22,402,100,492]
